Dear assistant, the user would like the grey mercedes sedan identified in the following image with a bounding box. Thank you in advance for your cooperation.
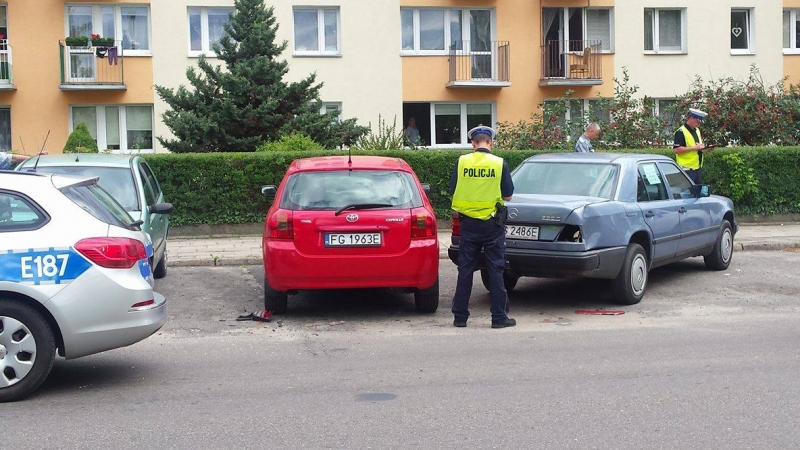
[448,153,737,305]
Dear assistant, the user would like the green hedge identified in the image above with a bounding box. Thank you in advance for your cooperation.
[144,147,800,226]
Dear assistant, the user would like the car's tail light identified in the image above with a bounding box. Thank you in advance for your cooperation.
[75,237,147,269]
[131,299,155,309]
[451,211,461,237]
[266,210,294,240]
[411,212,436,238]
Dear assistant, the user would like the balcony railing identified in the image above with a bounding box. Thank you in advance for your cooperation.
[59,41,125,90]
[0,39,13,88]
[539,40,602,86]
[448,40,510,88]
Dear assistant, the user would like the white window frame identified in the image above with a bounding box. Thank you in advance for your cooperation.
[428,102,495,148]
[730,8,755,55]
[320,102,342,122]
[783,9,800,54]
[546,7,615,54]
[292,7,341,57]
[69,104,155,154]
[187,7,233,57]
[400,8,496,56]
[644,8,687,54]
[64,4,152,56]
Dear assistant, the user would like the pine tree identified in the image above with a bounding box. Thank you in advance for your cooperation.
[155,0,366,152]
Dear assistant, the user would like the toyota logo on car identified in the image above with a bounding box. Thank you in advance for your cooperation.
[346,213,359,223]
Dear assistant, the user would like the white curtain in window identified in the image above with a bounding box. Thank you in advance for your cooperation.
[323,9,338,51]
[401,9,414,50]
[658,10,681,51]
[126,106,152,131]
[121,6,150,50]
[419,10,445,50]
[68,6,92,38]
[105,106,120,148]
[189,8,202,51]
[644,9,654,51]
[586,9,610,51]
[72,107,97,139]
[783,11,791,49]
[208,9,231,50]
[294,9,318,51]
[101,7,115,41]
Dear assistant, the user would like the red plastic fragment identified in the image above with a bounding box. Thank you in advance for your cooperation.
[574,309,625,315]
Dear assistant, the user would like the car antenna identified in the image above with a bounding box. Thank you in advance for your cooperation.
[19,135,26,154]
[31,130,50,172]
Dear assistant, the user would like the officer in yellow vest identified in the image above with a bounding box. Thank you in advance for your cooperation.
[673,108,713,184]
[450,125,515,328]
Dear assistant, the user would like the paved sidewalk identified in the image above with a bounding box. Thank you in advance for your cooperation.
[168,222,800,267]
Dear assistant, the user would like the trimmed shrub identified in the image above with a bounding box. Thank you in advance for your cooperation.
[256,132,324,152]
[63,123,99,153]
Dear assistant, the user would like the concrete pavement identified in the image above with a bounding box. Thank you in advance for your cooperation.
[168,222,800,267]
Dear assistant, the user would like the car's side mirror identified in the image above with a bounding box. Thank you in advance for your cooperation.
[690,185,710,198]
[261,185,277,198]
[150,202,174,214]
[421,183,431,195]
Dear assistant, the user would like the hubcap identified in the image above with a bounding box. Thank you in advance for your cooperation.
[0,317,37,388]
[722,229,733,263]
[630,254,647,296]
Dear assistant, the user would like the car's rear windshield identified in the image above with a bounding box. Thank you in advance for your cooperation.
[61,183,138,230]
[33,166,140,211]
[280,170,423,211]
[513,162,618,199]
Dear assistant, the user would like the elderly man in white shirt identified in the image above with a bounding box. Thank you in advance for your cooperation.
[575,123,601,153]
[0,152,38,170]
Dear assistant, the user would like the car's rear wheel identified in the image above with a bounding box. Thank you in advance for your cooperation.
[414,277,439,313]
[153,250,167,279]
[704,220,733,271]
[610,243,648,305]
[264,279,288,314]
[0,301,56,403]
[479,269,519,293]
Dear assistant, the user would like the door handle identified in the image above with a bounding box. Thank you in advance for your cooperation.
[645,211,654,218]
[678,207,687,213]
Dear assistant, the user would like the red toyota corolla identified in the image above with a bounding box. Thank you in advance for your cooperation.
[261,155,439,314]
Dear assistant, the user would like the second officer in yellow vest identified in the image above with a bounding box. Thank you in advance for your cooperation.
[673,108,714,184]
[450,125,515,328]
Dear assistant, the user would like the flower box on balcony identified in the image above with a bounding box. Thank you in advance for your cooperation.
[92,38,115,47]
[65,36,89,47]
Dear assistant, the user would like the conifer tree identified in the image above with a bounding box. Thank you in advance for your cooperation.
[155,0,366,152]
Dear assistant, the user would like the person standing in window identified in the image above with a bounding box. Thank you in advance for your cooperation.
[673,108,713,184]
[575,123,601,153]
[405,117,420,146]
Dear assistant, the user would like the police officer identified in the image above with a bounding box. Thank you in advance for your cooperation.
[673,108,713,184]
[450,125,515,328]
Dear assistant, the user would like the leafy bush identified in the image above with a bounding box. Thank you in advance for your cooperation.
[256,132,323,152]
[63,123,98,153]
[351,115,407,151]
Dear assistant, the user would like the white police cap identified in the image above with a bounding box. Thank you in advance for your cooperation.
[688,108,708,122]
[467,125,496,140]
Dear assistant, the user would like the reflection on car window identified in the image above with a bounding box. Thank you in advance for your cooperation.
[281,170,423,211]
[512,162,618,199]
[658,162,694,200]
[140,162,162,200]
[31,166,140,212]
[637,163,669,202]
[0,191,48,232]
[138,165,156,206]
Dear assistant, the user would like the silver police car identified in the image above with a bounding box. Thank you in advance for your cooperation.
[0,171,166,402]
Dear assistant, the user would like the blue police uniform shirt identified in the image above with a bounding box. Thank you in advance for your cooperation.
[449,148,514,198]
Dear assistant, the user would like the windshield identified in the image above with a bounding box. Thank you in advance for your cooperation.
[32,166,140,211]
[513,162,618,199]
[280,170,423,211]
[61,183,138,230]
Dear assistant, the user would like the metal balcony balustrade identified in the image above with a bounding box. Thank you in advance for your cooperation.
[0,39,13,88]
[540,39,602,86]
[59,40,125,90]
[448,40,511,88]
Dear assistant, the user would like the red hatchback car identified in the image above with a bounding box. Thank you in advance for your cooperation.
[261,156,439,314]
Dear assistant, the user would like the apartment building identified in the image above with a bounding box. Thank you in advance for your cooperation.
[0,1,155,154]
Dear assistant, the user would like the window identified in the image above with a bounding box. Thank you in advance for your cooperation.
[783,9,800,52]
[319,102,342,121]
[654,99,680,138]
[189,7,233,56]
[0,191,48,232]
[0,107,10,152]
[70,105,154,153]
[731,9,754,53]
[543,98,609,126]
[659,162,694,197]
[0,5,9,82]
[400,8,493,55]
[66,4,151,53]
[429,102,493,147]
[293,7,339,55]
[543,8,614,53]
[637,163,669,202]
[644,8,685,53]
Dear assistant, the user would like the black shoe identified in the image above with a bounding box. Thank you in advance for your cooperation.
[453,318,467,327]
[491,318,516,329]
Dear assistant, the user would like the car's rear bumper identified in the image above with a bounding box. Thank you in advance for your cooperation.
[448,244,627,279]
[265,238,439,291]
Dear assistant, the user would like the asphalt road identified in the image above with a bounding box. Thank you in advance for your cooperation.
[3,251,800,449]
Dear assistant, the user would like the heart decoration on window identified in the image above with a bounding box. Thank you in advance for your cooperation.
[732,27,743,37]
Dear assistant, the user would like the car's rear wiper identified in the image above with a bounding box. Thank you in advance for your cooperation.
[335,203,393,216]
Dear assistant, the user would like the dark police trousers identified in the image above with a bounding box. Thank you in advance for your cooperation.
[684,168,702,185]
[451,214,510,322]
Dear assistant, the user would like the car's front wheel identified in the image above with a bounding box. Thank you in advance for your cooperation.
[0,301,56,403]
[480,269,519,293]
[264,279,288,314]
[414,277,439,313]
[610,243,648,305]
[704,220,733,271]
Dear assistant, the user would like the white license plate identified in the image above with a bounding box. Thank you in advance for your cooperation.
[325,232,382,247]
[505,225,539,240]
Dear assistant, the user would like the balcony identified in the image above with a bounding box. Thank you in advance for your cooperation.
[59,41,125,90]
[539,40,602,87]
[0,39,14,89]
[447,40,511,88]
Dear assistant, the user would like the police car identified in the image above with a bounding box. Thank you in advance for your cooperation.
[0,171,166,402]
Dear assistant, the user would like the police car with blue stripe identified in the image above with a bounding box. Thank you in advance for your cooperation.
[0,171,166,402]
